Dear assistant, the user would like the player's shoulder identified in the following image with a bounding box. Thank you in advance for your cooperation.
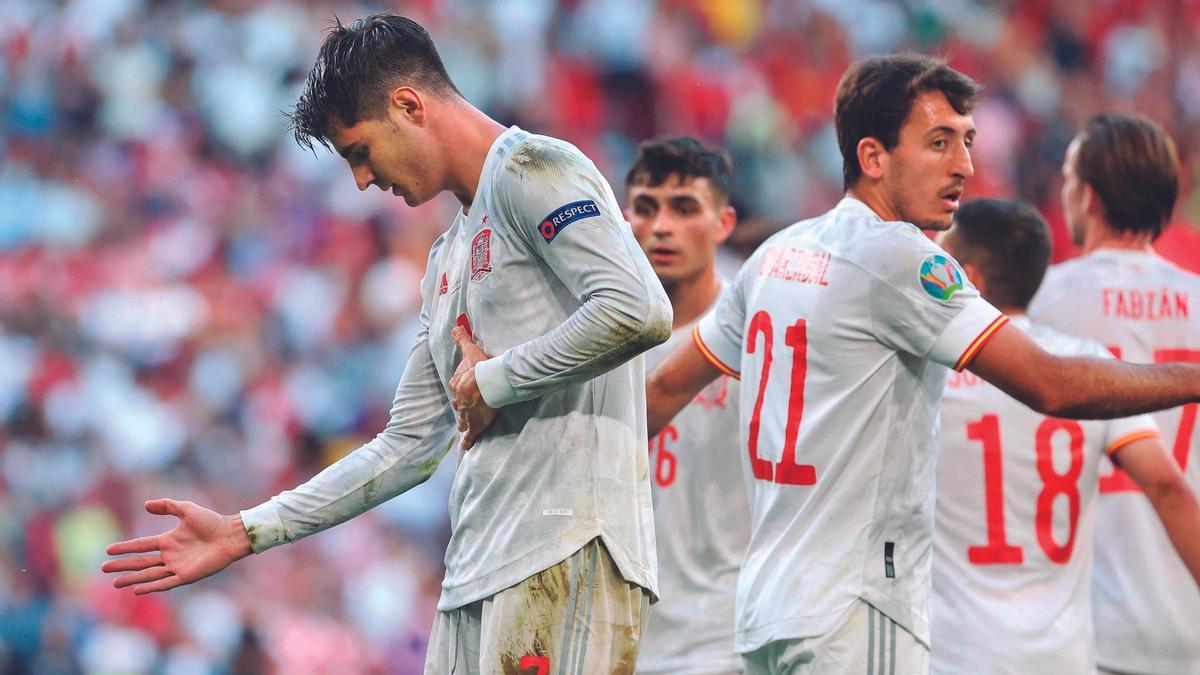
[493,131,595,189]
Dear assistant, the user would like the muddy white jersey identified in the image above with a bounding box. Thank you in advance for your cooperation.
[1029,249,1200,674]
[693,197,1007,653]
[639,295,751,675]
[932,317,1159,674]
[241,127,673,610]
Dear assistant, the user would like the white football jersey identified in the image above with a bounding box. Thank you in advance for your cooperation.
[639,299,751,675]
[693,197,1007,652]
[240,127,673,611]
[1029,249,1200,674]
[932,317,1159,675]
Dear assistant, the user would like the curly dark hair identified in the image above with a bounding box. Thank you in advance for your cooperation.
[285,14,461,152]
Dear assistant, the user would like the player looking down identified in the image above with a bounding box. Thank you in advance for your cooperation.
[102,14,672,674]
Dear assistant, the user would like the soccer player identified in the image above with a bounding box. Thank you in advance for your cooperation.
[645,55,1200,674]
[624,137,750,674]
[101,15,673,673]
[931,198,1200,674]
[1028,112,1200,675]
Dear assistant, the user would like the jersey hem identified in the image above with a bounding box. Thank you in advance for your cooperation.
[437,524,657,611]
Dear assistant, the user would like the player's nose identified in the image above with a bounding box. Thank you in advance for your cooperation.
[953,141,975,179]
[353,165,375,192]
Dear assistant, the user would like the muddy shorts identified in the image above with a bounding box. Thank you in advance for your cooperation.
[425,538,651,674]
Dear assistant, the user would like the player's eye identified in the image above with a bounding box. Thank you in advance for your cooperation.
[634,204,656,217]
[932,139,947,150]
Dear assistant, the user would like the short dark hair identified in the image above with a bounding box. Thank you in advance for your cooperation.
[625,136,733,204]
[287,14,461,152]
[948,198,1051,310]
[1074,112,1179,240]
[835,55,981,190]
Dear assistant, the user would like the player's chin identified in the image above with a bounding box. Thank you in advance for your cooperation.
[917,212,955,231]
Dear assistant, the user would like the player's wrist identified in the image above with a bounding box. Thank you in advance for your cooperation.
[224,514,253,559]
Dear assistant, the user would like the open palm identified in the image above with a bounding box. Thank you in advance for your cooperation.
[101,498,251,595]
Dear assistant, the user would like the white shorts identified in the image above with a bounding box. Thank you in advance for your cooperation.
[425,538,651,674]
[742,601,929,675]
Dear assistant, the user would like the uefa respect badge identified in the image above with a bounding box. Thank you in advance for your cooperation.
[918,254,965,302]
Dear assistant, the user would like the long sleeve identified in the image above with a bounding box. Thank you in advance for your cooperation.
[240,247,458,553]
[474,138,672,407]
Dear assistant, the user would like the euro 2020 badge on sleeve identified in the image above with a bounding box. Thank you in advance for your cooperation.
[919,254,965,302]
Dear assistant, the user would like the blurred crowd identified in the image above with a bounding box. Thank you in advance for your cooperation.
[1,0,1198,672]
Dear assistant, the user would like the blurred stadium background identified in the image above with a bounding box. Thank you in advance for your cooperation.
[1,0,1198,672]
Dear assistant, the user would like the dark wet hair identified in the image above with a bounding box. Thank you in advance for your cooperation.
[286,14,461,152]
[948,198,1051,309]
[625,136,733,204]
[835,54,981,190]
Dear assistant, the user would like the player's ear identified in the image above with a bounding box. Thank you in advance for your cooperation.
[857,137,888,181]
[1081,183,1102,220]
[714,204,736,245]
[389,86,426,126]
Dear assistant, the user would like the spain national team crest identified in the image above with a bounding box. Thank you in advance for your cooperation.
[471,229,493,282]
[919,254,965,302]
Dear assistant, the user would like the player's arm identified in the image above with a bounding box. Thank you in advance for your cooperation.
[646,261,748,436]
[104,260,459,593]
[1109,436,1200,587]
[471,141,672,409]
[967,325,1200,419]
[646,337,724,436]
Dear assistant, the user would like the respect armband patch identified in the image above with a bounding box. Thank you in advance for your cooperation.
[538,200,600,243]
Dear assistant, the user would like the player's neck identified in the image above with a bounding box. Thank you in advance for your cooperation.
[665,268,722,330]
[441,104,508,213]
[846,186,900,223]
[1081,220,1155,255]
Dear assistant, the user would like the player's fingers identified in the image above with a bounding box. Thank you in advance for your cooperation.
[101,554,162,574]
[145,498,186,518]
[113,565,173,589]
[462,420,482,450]
[451,326,469,348]
[133,573,186,595]
[106,535,161,556]
[458,413,468,432]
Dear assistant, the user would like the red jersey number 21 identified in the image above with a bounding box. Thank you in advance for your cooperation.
[746,311,816,485]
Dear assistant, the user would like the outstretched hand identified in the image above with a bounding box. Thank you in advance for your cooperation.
[449,326,497,450]
[101,498,252,595]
